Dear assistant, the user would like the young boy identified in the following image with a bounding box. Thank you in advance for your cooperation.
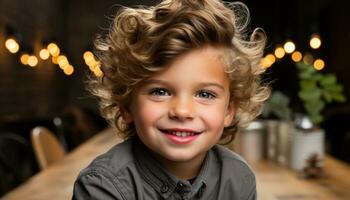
[73,0,269,199]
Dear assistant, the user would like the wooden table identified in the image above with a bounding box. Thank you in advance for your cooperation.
[2,128,350,199]
[252,157,350,200]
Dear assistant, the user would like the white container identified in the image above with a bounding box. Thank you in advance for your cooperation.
[276,121,293,166]
[240,121,265,162]
[265,120,279,161]
[290,129,325,171]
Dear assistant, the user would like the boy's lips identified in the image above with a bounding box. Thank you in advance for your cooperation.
[159,128,202,136]
[159,128,202,145]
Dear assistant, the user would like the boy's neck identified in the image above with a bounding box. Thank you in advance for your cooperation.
[153,152,207,180]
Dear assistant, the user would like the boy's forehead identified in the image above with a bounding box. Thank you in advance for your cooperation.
[162,45,227,68]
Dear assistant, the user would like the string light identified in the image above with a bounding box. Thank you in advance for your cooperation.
[63,65,74,75]
[83,51,103,76]
[39,49,50,60]
[94,67,103,77]
[27,55,38,67]
[291,51,302,62]
[283,41,296,54]
[51,56,59,64]
[57,55,69,69]
[313,59,325,70]
[310,33,321,49]
[2,36,78,76]
[20,54,30,65]
[5,38,20,53]
[274,46,285,59]
[47,43,60,57]
[83,51,94,60]
[83,51,95,66]
[262,54,276,68]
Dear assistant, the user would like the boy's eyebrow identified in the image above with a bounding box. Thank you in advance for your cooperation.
[198,82,226,91]
[143,79,226,91]
[143,79,169,85]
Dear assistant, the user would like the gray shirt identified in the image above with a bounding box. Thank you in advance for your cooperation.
[73,138,256,200]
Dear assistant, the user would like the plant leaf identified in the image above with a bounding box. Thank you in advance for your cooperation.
[333,93,347,102]
[320,74,336,86]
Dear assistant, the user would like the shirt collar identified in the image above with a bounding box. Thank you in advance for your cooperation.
[133,138,214,199]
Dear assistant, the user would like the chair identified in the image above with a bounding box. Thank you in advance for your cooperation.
[31,127,66,170]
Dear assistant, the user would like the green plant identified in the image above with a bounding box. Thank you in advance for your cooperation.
[262,91,292,121]
[296,62,346,124]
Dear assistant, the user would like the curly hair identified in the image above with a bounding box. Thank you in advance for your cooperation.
[89,0,270,143]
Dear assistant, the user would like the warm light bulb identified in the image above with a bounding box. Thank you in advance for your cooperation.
[313,59,325,70]
[89,63,97,71]
[52,56,59,64]
[47,43,60,57]
[57,55,69,68]
[83,51,94,60]
[265,54,276,65]
[261,54,276,68]
[283,41,295,54]
[303,53,314,65]
[94,68,103,77]
[20,54,30,65]
[64,65,74,75]
[310,34,321,49]
[261,58,269,68]
[274,47,285,59]
[84,56,96,66]
[291,51,302,62]
[5,38,20,53]
[28,56,38,67]
[39,49,50,60]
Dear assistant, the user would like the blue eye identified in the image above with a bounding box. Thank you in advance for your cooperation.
[150,88,170,96]
[197,90,216,99]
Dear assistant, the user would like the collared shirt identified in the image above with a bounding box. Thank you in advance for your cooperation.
[73,138,256,200]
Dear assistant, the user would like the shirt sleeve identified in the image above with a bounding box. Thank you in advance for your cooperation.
[243,173,257,200]
[72,171,124,200]
[245,182,257,200]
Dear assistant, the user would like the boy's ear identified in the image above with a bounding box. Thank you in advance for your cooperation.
[224,101,235,127]
[120,107,133,123]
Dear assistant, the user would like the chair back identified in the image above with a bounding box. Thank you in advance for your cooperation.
[31,127,66,170]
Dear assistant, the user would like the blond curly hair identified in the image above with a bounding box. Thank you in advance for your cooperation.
[89,0,270,142]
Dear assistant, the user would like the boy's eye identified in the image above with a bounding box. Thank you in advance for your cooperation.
[149,88,170,96]
[196,90,216,99]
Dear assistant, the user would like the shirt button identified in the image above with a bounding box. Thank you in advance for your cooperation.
[160,184,169,193]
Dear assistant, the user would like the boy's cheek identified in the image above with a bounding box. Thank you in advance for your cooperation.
[199,108,229,126]
[136,102,165,121]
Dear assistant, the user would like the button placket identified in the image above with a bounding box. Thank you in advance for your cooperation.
[177,182,189,200]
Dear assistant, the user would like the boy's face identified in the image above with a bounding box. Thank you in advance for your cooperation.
[127,46,235,164]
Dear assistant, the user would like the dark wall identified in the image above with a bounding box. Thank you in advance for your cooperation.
[243,0,350,114]
[0,0,349,121]
[0,0,67,120]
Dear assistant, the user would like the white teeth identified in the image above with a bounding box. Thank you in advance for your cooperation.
[170,131,195,137]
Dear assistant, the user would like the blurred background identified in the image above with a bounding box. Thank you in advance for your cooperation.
[0,0,349,197]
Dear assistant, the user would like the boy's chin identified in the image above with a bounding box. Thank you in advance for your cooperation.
[158,149,207,163]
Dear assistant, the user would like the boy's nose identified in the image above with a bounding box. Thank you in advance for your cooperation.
[168,97,195,121]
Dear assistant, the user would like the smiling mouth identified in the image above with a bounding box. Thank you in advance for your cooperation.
[159,129,202,137]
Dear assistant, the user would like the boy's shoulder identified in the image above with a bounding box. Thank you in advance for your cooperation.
[74,139,141,199]
[78,138,135,177]
[213,144,255,179]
